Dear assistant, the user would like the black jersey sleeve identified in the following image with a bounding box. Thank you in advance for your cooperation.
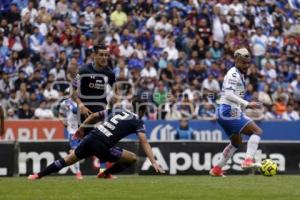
[135,119,146,133]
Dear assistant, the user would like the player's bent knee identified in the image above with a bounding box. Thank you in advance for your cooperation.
[120,150,137,164]
[128,153,137,164]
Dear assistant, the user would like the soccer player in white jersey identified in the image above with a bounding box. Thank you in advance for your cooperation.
[210,48,263,177]
[59,97,83,180]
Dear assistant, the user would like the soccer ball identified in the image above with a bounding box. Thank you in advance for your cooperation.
[260,159,278,176]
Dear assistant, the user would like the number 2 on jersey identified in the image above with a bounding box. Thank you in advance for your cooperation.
[110,112,130,125]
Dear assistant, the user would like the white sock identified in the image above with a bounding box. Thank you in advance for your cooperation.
[245,134,261,159]
[74,162,80,173]
[216,143,238,168]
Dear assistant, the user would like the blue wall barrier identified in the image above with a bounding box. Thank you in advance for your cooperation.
[126,120,300,141]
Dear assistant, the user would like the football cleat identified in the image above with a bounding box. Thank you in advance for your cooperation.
[76,172,83,180]
[209,166,225,177]
[241,158,262,169]
[27,174,40,180]
[97,172,117,179]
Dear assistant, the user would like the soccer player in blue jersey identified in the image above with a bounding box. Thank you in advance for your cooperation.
[210,48,263,177]
[72,43,116,176]
[72,43,115,119]
[28,99,165,180]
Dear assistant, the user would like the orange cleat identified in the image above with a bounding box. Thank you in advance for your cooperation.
[27,174,40,180]
[76,172,83,180]
[97,172,117,179]
[241,158,261,169]
[209,166,225,177]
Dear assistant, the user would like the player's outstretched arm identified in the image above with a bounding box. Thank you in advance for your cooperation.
[224,90,249,108]
[138,132,165,174]
[74,111,106,139]
[0,106,4,136]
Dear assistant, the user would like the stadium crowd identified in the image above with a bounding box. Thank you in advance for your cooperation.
[0,0,300,121]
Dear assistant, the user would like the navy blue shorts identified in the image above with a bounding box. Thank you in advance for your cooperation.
[74,132,123,162]
[217,104,252,137]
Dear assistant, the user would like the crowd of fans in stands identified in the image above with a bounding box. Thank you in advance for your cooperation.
[0,0,300,121]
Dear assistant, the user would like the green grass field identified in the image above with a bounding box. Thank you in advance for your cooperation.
[1,175,300,200]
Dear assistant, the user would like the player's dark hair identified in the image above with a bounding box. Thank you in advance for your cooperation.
[132,95,147,119]
[93,43,107,52]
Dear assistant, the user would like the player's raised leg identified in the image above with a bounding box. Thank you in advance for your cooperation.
[28,130,95,180]
[210,134,242,177]
[240,121,263,169]
[28,151,80,180]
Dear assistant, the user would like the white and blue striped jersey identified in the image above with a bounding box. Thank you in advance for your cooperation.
[219,67,248,110]
[59,98,79,135]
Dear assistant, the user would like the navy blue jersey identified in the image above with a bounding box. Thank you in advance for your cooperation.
[93,108,146,147]
[73,63,115,112]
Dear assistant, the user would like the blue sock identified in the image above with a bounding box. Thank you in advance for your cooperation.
[38,159,67,178]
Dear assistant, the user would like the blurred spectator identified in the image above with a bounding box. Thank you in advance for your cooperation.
[39,0,56,12]
[153,81,167,106]
[14,70,28,90]
[202,73,220,98]
[0,72,14,98]
[34,99,54,119]
[128,52,144,69]
[163,40,178,61]
[49,61,66,81]
[82,5,95,27]
[3,3,21,24]
[43,81,59,101]
[282,35,299,62]
[289,74,300,102]
[0,36,10,65]
[119,39,134,58]
[56,0,68,18]
[18,101,34,119]
[188,63,207,84]
[16,82,29,103]
[250,27,268,68]
[195,101,216,120]
[7,89,18,109]
[209,41,223,61]
[177,94,194,119]
[7,108,17,119]
[28,92,40,110]
[21,1,37,24]
[40,34,59,68]
[114,58,130,80]
[29,26,44,58]
[282,105,300,121]
[160,61,176,86]
[212,9,230,44]
[110,4,127,28]
[274,96,287,115]
[264,105,284,121]
[258,85,273,106]
[175,118,194,140]
[140,60,158,80]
